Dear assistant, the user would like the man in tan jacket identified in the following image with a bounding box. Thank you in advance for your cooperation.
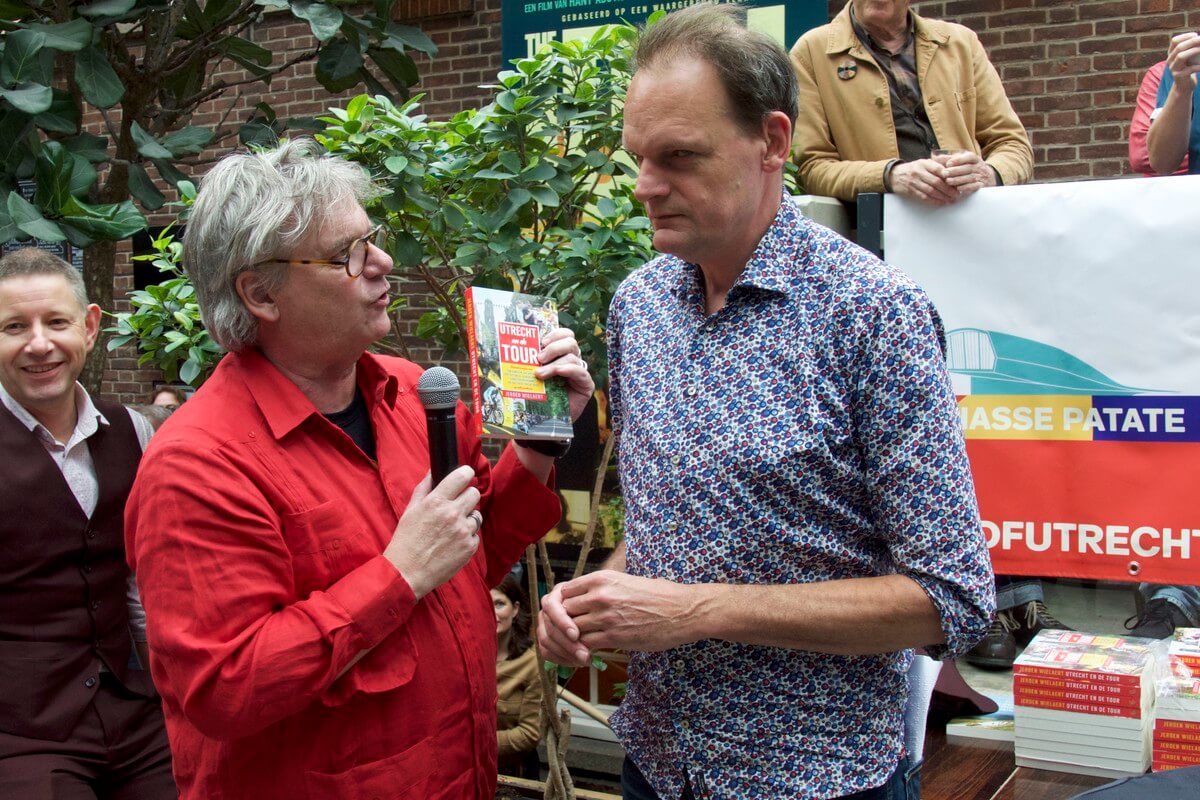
[791,0,1032,205]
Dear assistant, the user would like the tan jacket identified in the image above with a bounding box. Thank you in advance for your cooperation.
[790,5,1033,201]
[496,646,543,759]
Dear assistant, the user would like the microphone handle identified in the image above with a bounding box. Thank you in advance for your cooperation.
[426,409,459,485]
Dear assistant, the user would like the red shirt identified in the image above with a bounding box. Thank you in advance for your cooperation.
[126,349,559,799]
[1130,61,1188,176]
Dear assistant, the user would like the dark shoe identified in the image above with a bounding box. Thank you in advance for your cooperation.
[1124,598,1190,640]
[1015,600,1071,646]
[965,612,1018,670]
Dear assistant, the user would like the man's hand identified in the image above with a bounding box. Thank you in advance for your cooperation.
[1167,31,1200,90]
[537,571,706,666]
[383,465,481,598]
[889,159,960,206]
[936,150,997,199]
[535,327,595,423]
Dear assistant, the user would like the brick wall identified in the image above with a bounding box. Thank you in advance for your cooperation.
[100,0,1195,401]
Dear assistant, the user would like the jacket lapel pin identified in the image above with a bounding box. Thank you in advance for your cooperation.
[837,60,858,80]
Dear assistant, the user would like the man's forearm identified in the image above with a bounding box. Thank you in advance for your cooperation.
[1148,87,1194,175]
[602,540,626,572]
[688,574,945,655]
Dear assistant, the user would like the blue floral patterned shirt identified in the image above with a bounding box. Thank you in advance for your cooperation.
[606,197,994,799]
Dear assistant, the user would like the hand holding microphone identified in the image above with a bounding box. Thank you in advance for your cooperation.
[381,367,482,598]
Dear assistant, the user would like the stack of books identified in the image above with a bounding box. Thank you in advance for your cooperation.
[1153,628,1200,772]
[1013,630,1156,779]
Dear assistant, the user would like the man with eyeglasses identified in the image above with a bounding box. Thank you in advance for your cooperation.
[124,139,594,798]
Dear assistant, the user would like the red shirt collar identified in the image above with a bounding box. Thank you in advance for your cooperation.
[231,348,401,440]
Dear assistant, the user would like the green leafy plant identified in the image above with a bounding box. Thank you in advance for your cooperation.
[318,23,653,381]
[0,0,436,389]
[105,181,221,387]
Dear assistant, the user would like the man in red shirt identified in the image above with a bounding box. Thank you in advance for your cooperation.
[125,139,593,799]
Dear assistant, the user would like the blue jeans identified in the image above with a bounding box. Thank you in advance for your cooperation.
[1139,583,1200,624]
[620,755,920,800]
[994,575,1043,612]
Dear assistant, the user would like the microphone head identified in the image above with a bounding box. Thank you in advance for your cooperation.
[417,366,460,411]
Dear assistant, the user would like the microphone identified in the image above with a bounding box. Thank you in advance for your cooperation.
[417,366,460,484]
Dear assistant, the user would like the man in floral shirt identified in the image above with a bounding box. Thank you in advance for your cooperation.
[538,6,994,799]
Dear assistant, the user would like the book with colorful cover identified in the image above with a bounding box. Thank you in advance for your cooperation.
[463,286,572,441]
[1014,631,1156,686]
[946,691,1015,743]
[1167,628,1200,672]
[1155,672,1200,722]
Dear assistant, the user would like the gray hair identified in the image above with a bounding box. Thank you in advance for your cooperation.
[0,247,88,310]
[634,2,799,132]
[184,138,379,352]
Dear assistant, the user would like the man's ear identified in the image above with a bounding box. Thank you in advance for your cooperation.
[83,303,101,353]
[235,271,281,323]
[761,110,793,173]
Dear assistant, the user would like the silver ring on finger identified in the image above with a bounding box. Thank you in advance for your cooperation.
[468,510,483,534]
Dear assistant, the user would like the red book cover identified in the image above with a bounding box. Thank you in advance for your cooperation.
[1015,695,1144,719]
[1014,675,1147,705]
[1014,683,1146,712]
[1014,664,1142,687]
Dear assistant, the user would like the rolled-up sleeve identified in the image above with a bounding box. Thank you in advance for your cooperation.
[855,287,996,659]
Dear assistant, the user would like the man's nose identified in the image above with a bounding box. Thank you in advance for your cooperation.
[363,241,394,278]
[25,323,54,355]
[634,163,668,203]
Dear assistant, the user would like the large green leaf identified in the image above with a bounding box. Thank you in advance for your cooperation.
[384,23,436,56]
[127,163,166,210]
[6,192,66,241]
[74,46,124,108]
[66,154,98,197]
[0,0,30,20]
[63,132,110,163]
[34,140,73,211]
[0,202,20,242]
[217,37,273,78]
[292,0,343,43]
[161,126,213,157]
[368,46,417,94]
[59,195,146,240]
[0,30,49,86]
[151,157,188,187]
[32,88,80,134]
[0,83,52,115]
[203,0,240,23]
[130,121,173,159]
[315,40,362,93]
[78,0,137,18]
[0,110,33,172]
[23,19,94,53]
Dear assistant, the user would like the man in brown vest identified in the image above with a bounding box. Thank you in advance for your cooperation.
[0,248,175,798]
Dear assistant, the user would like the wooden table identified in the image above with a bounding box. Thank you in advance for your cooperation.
[922,727,1112,800]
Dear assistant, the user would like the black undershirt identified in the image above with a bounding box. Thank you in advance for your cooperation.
[325,386,376,461]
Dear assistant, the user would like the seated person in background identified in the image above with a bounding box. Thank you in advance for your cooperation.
[790,0,1032,205]
[127,404,174,431]
[1126,585,1199,640]
[1130,61,1188,175]
[493,574,543,779]
[1147,32,1200,175]
[150,385,186,410]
